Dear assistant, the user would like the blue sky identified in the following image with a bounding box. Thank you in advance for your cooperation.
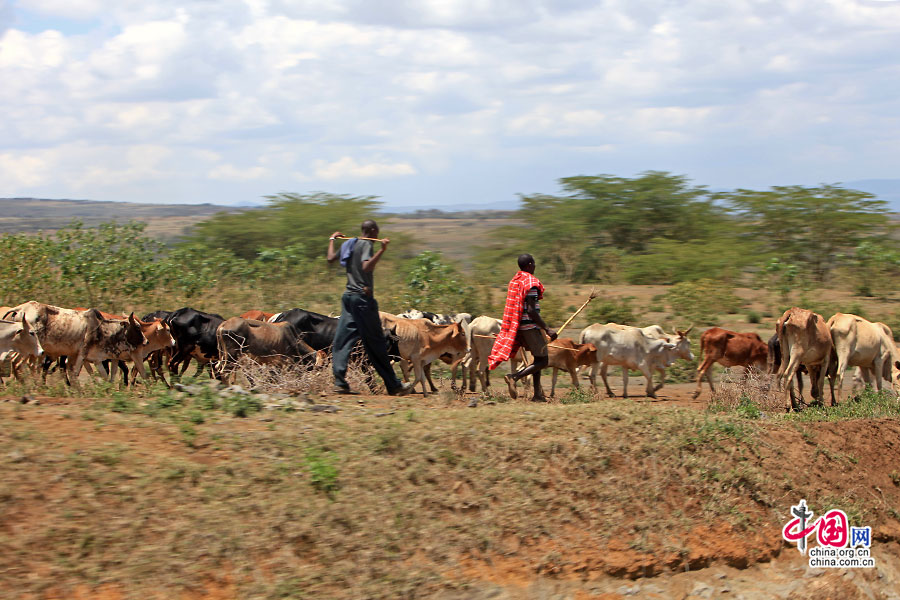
[2,0,900,209]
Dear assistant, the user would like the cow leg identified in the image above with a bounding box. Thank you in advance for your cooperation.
[550,367,558,397]
[641,366,656,398]
[833,350,850,405]
[779,350,801,410]
[621,366,630,399]
[129,357,150,388]
[598,364,615,396]
[411,359,429,396]
[569,365,580,390]
[423,363,438,393]
[653,367,666,392]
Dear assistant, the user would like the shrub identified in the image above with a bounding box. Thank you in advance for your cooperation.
[559,387,595,404]
[665,279,742,325]
[746,311,761,324]
[305,448,340,499]
[585,296,638,326]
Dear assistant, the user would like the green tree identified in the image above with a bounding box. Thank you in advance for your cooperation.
[851,240,900,297]
[514,171,730,282]
[725,184,891,281]
[189,192,383,261]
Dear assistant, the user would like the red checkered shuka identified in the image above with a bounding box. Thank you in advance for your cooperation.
[488,271,545,369]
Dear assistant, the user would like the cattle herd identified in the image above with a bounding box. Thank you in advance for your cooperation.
[1,300,898,411]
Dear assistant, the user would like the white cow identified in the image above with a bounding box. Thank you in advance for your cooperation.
[0,319,44,382]
[581,323,694,398]
[461,315,529,393]
[827,314,900,402]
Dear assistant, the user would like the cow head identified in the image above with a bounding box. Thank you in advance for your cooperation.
[127,313,149,347]
[575,343,597,366]
[670,326,695,361]
[12,318,43,358]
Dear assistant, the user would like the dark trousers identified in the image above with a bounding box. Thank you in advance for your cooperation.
[332,292,401,391]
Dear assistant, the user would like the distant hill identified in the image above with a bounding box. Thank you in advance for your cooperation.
[0,198,244,241]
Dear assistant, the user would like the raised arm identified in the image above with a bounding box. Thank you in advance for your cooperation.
[326,231,343,263]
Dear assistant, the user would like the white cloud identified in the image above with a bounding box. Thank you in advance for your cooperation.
[313,157,416,180]
[1,0,899,205]
[209,163,270,181]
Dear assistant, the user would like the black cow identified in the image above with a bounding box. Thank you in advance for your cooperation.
[271,308,338,351]
[273,307,401,391]
[165,308,225,377]
[141,310,172,322]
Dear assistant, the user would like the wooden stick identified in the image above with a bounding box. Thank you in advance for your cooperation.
[555,287,599,337]
[332,235,387,243]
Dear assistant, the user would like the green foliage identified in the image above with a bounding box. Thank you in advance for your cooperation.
[304,447,340,498]
[665,279,742,325]
[222,394,262,418]
[559,387,595,404]
[585,296,638,326]
[726,184,891,282]
[787,388,900,422]
[758,258,801,303]
[109,393,135,413]
[179,423,198,448]
[515,171,728,282]
[851,240,900,297]
[623,237,755,284]
[190,192,382,261]
[53,221,162,306]
[0,234,58,302]
[401,251,478,313]
[736,395,762,420]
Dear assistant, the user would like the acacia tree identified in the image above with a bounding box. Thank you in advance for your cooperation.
[725,185,891,282]
[515,171,732,282]
[189,192,383,261]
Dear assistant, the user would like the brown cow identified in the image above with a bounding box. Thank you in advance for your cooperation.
[692,327,768,399]
[548,338,597,397]
[240,310,276,322]
[382,316,468,396]
[215,317,316,383]
[4,301,103,385]
[72,310,149,381]
[777,307,833,410]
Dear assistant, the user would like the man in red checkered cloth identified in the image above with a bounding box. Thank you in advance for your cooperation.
[488,254,557,402]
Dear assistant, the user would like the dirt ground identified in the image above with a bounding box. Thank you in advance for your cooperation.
[3,373,900,600]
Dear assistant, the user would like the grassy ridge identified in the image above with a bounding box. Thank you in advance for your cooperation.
[2,384,899,599]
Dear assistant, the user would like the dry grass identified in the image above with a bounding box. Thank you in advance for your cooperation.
[223,350,380,395]
[707,368,787,413]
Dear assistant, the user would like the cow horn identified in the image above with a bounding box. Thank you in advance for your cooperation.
[21,318,30,332]
[684,324,694,335]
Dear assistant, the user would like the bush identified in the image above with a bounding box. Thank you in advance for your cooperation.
[746,311,761,324]
[665,279,742,325]
[305,447,340,499]
[559,387,595,404]
[585,296,638,326]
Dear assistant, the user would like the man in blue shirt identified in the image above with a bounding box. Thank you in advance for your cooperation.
[327,220,412,396]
